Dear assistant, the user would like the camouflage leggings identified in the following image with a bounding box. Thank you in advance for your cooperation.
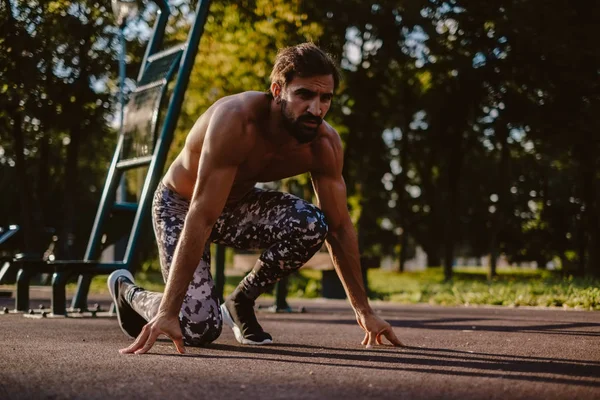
[128,182,329,346]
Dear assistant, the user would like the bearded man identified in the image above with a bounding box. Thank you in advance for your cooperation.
[107,42,402,354]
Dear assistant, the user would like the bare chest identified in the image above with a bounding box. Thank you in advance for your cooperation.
[236,145,315,183]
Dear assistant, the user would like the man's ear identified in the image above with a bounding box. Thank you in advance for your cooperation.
[270,82,282,101]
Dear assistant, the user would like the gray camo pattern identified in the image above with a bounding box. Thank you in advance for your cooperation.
[128,182,328,346]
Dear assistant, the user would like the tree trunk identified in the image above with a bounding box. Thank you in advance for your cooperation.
[488,234,497,280]
[580,137,600,277]
[60,123,80,258]
[443,135,464,282]
[576,209,586,277]
[36,130,50,226]
[489,124,510,280]
[416,145,443,268]
[399,231,408,273]
[5,0,37,252]
[59,24,92,258]
[396,95,410,273]
[11,109,36,251]
[424,242,442,267]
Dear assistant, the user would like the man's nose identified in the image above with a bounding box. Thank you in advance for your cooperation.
[307,99,322,116]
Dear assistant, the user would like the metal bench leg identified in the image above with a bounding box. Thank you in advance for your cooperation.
[15,268,32,312]
[51,272,69,316]
[71,274,92,311]
[274,275,291,312]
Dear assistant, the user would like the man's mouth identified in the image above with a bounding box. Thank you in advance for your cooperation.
[300,118,321,127]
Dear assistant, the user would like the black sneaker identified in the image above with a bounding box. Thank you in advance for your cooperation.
[221,291,273,345]
[107,270,147,339]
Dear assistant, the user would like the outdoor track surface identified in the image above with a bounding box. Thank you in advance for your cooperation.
[1,290,599,400]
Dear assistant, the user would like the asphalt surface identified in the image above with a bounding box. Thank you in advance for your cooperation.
[0,289,599,400]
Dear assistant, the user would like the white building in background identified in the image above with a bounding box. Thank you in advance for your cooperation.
[380,246,428,271]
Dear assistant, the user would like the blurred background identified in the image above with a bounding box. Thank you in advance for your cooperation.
[1,0,598,305]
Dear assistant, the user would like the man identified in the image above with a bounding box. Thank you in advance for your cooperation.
[108,42,402,355]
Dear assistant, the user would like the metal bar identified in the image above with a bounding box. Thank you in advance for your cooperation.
[115,155,153,170]
[15,269,32,312]
[83,135,126,261]
[71,0,173,310]
[274,276,290,311]
[113,202,138,212]
[51,272,70,315]
[117,25,128,204]
[136,0,170,82]
[71,136,124,307]
[123,0,212,265]
[71,275,92,310]
[132,79,165,94]
[0,225,19,245]
[146,44,186,64]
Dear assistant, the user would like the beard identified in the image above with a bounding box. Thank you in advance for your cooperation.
[280,99,322,144]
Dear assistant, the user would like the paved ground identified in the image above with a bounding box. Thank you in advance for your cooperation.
[0,289,599,400]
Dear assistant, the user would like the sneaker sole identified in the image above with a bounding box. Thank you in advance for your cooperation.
[107,270,137,339]
[220,303,273,345]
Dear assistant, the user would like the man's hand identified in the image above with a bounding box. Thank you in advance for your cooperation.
[120,312,185,355]
[357,312,404,348]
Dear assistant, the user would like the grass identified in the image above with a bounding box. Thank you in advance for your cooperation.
[367,267,600,310]
[82,266,600,311]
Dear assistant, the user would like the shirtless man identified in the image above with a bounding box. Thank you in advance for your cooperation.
[107,42,402,354]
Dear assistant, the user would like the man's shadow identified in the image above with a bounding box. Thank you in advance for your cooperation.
[264,315,600,338]
[154,340,600,388]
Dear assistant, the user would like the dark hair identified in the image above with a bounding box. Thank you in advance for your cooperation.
[270,43,340,92]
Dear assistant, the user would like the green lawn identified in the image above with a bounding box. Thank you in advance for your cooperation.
[84,266,600,310]
[366,267,600,310]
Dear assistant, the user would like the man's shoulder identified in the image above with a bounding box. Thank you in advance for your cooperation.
[210,91,268,120]
[197,92,268,149]
[311,122,343,174]
[314,122,343,154]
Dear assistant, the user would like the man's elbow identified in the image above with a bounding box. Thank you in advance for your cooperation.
[326,219,355,242]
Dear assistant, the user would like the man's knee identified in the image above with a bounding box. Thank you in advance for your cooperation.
[292,204,329,246]
[181,315,222,347]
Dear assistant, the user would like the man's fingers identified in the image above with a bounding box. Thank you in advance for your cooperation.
[368,331,377,347]
[120,325,150,354]
[382,327,404,347]
[363,332,377,348]
[361,332,369,346]
[172,337,186,354]
[375,331,384,345]
[134,329,160,355]
[357,317,366,331]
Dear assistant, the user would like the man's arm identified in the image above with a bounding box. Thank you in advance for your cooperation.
[312,173,371,315]
[121,105,253,355]
[158,107,251,318]
[311,130,403,347]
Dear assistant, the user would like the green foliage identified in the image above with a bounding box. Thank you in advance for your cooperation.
[0,0,119,256]
[369,268,600,310]
[84,265,599,310]
[2,0,599,279]
[171,0,324,160]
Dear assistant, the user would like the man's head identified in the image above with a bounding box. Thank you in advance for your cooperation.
[269,43,340,144]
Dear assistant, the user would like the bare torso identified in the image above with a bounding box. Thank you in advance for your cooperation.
[162,91,334,204]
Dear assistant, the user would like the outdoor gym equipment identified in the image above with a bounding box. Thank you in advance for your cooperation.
[10,0,212,317]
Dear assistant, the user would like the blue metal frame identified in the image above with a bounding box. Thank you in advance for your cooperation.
[13,0,213,315]
[70,0,212,312]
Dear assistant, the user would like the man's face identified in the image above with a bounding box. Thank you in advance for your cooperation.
[277,74,334,144]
